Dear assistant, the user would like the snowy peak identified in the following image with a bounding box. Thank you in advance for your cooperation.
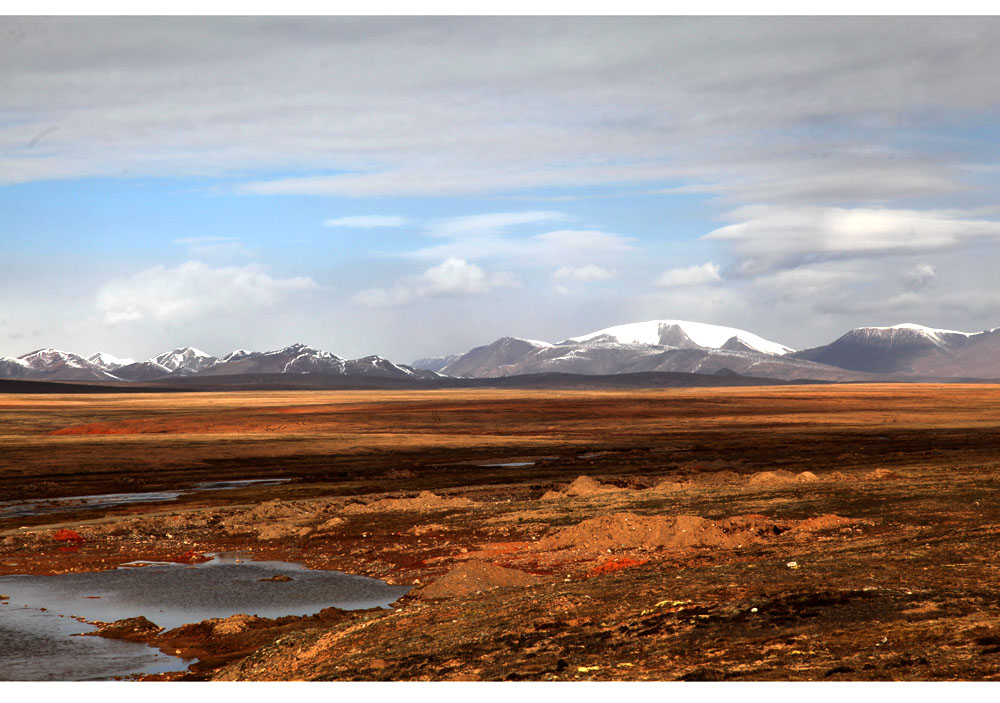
[568,320,795,356]
[512,337,554,348]
[14,348,119,381]
[150,347,217,373]
[852,323,973,345]
[790,322,987,375]
[87,352,135,370]
[19,348,90,370]
[0,342,435,383]
[221,349,252,363]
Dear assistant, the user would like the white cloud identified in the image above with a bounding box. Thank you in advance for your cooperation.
[655,262,722,288]
[751,265,869,298]
[97,260,316,323]
[355,258,519,308]
[903,263,936,290]
[553,265,616,282]
[704,205,1000,275]
[407,229,636,263]
[426,211,568,238]
[323,215,409,228]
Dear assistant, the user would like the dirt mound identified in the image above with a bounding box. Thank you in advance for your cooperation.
[314,517,346,532]
[210,614,267,636]
[243,500,315,521]
[343,491,476,514]
[749,470,820,486]
[650,479,692,493]
[414,561,543,599]
[95,616,163,641]
[564,475,623,497]
[223,500,321,540]
[789,514,859,533]
[540,475,625,501]
[536,512,785,552]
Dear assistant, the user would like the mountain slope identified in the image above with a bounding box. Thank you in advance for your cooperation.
[87,352,135,370]
[790,323,988,375]
[15,349,120,381]
[151,347,218,375]
[435,337,555,377]
[566,320,794,355]
[417,320,866,381]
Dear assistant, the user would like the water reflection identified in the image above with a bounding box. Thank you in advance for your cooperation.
[0,553,409,681]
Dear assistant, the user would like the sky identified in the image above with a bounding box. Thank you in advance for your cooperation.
[4,15,1000,362]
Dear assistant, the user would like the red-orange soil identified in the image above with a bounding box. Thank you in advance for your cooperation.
[3,385,1000,680]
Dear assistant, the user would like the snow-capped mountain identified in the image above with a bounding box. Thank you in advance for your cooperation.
[200,343,341,375]
[0,342,438,383]
[342,355,427,378]
[151,347,219,375]
[13,349,121,381]
[432,337,556,378]
[111,359,175,382]
[790,323,999,376]
[204,344,436,380]
[412,320,875,381]
[86,352,136,371]
[6,319,1000,385]
[0,355,33,379]
[566,320,794,356]
[113,347,218,381]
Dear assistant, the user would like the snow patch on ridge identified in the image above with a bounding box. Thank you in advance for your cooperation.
[87,352,135,369]
[567,320,794,355]
[862,323,973,339]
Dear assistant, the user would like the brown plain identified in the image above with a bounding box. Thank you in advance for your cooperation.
[2,383,1000,681]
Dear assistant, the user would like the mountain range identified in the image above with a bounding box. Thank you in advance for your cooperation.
[411,319,1000,381]
[0,343,439,383]
[3,319,1000,385]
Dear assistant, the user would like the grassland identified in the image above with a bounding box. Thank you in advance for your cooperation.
[3,384,1000,680]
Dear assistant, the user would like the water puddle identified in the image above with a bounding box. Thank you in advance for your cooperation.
[477,462,536,468]
[0,552,409,681]
[0,604,189,681]
[476,455,560,468]
[0,478,291,519]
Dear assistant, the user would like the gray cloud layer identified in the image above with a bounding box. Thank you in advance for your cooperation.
[4,17,999,197]
[5,17,1000,358]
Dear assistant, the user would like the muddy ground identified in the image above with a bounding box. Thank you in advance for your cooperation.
[3,385,1000,680]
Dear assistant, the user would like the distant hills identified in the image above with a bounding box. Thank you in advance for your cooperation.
[0,343,439,383]
[412,320,1000,382]
[3,319,1000,386]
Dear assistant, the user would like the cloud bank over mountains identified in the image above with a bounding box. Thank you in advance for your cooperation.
[4,17,1000,360]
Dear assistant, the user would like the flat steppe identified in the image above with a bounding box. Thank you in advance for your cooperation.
[3,384,1000,680]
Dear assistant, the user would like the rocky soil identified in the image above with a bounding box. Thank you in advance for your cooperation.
[3,385,1000,680]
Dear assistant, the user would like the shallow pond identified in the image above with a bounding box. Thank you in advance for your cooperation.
[0,478,291,519]
[0,553,409,681]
